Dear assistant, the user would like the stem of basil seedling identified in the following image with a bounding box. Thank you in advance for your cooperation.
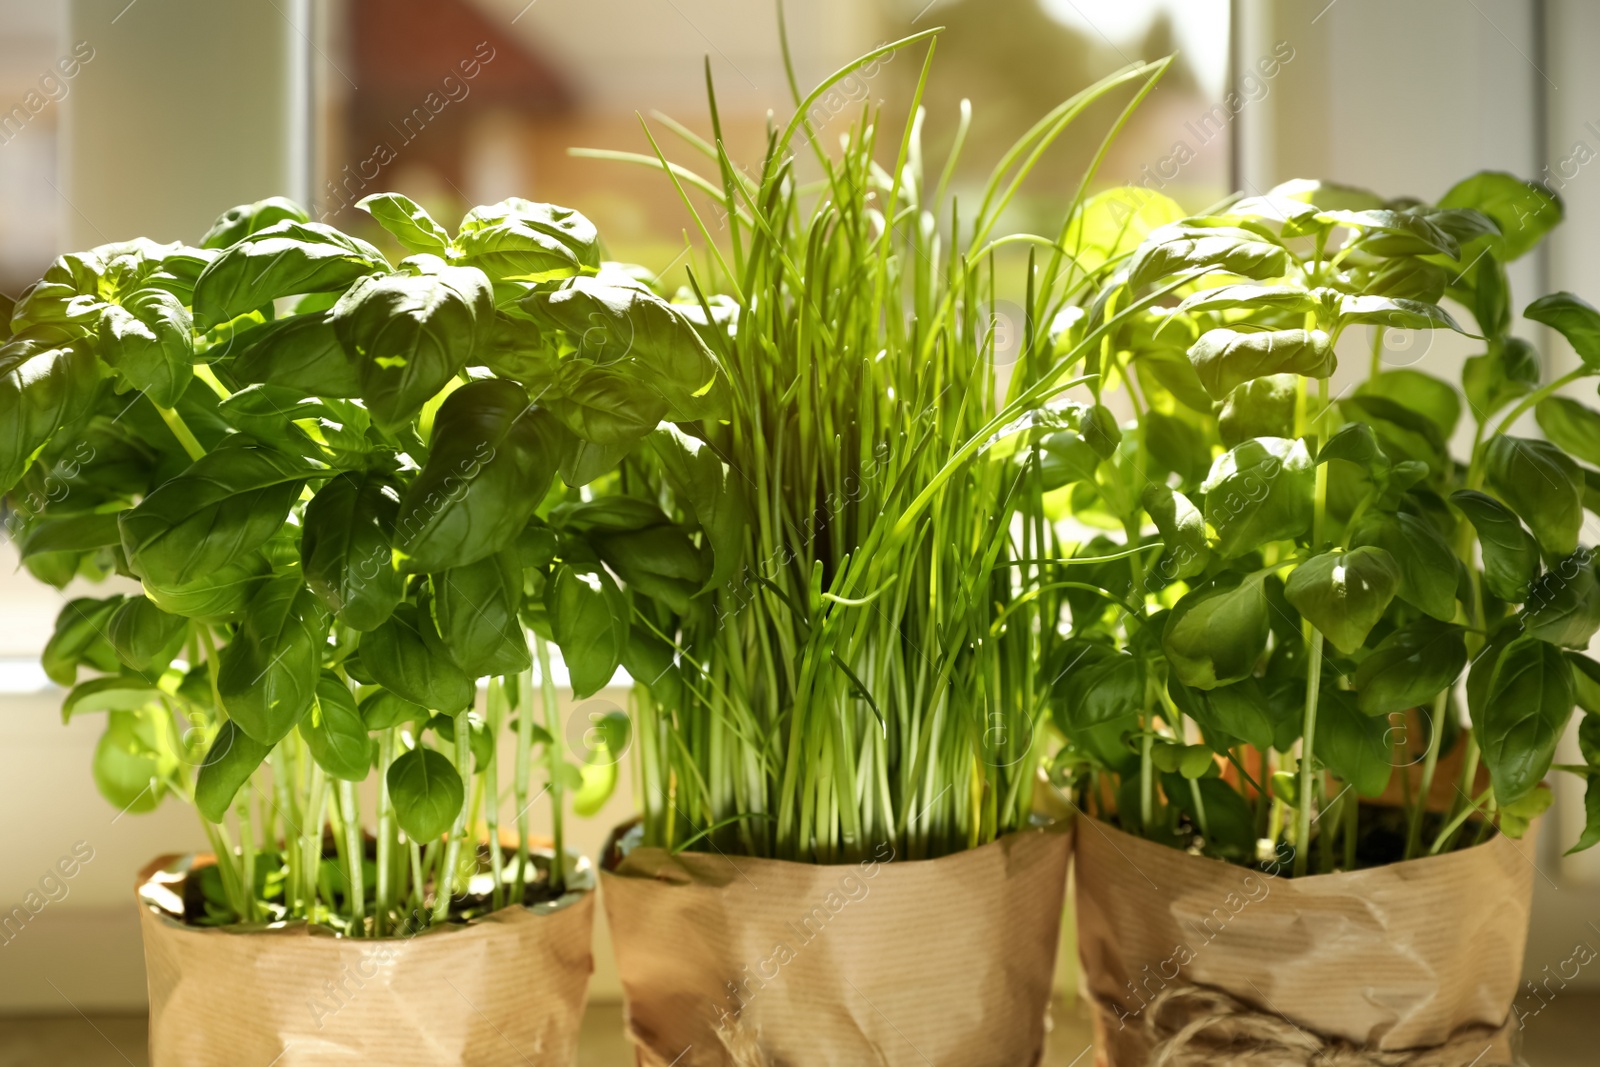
[303,763,327,920]
[339,781,364,934]
[234,791,259,922]
[1405,689,1450,859]
[154,405,206,463]
[200,819,248,920]
[1294,375,1332,878]
[536,637,567,895]
[513,662,534,903]
[1430,786,1494,854]
[434,724,473,923]
[485,678,505,912]
[375,730,394,936]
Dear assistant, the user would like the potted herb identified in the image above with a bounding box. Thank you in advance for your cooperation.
[557,21,1178,1067]
[2,192,697,1064]
[1044,172,1589,1063]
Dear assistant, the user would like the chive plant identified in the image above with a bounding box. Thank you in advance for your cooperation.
[1045,172,1600,875]
[576,23,1180,861]
[4,193,718,932]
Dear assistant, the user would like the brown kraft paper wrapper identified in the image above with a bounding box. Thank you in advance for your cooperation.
[137,851,595,1067]
[601,821,1073,1067]
[1073,817,1534,1066]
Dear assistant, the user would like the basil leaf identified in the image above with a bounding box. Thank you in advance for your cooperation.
[42,596,122,687]
[1349,512,1459,622]
[1438,171,1561,261]
[1565,775,1600,856]
[650,424,747,592]
[94,709,165,814]
[194,719,272,823]
[330,262,494,429]
[193,221,389,329]
[1447,492,1538,603]
[596,526,710,615]
[1316,421,1389,477]
[1525,292,1600,370]
[1523,553,1600,649]
[1535,396,1600,469]
[1217,375,1297,448]
[299,672,372,781]
[1316,209,1459,257]
[1142,484,1208,581]
[1188,328,1335,400]
[452,198,599,283]
[1463,338,1540,422]
[1476,635,1575,803]
[118,438,317,586]
[201,197,310,250]
[217,575,331,745]
[1162,571,1270,690]
[386,745,463,842]
[546,563,629,699]
[1176,284,1318,317]
[356,192,451,255]
[0,334,102,494]
[1486,435,1583,560]
[1356,370,1461,442]
[1143,410,1211,483]
[392,378,564,572]
[106,595,188,674]
[359,601,474,714]
[142,552,271,623]
[1049,641,1143,730]
[1354,621,1468,716]
[1200,437,1314,559]
[1336,295,1465,335]
[545,364,668,445]
[226,311,362,397]
[301,472,404,631]
[1180,677,1276,751]
[98,288,194,408]
[1128,224,1288,289]
[360,688,428,730]
[432,550,530,678]
[1285,547,1402,655]
[1315,689,1392,797]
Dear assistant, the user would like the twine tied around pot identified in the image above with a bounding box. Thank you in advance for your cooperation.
[1128,985,1516,1067]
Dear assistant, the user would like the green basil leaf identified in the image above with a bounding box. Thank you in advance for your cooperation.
[1336,295,1466,335]
[97,288,194,408]
[1142,484,1208,581]
[386,745,463,842]
[0,334,102,494]
[119,438,317,586]
[1523,553,1600,649]
[649,424,748,592]
[1284,547,1402,655]
[359,601,474,713]
[94,709,166,814]
[1143,410,1211,483]
[356,192,451,255]
[1162,571,1270,690]
[1336,393,1447,472]
[1049,641,1143,730]
[301,472,403,631]
[452,198,599,283]
[1449,490,1540,602]
[193,221,389,329]
[1316,421,1389,477]
[201,197,310,250]
[1315,689,1392,797]
[1570,653,1600,716]
[596,527,710,615]
[62,674,162,721]
[18,511,124,561]
[360,688,428,730]
[393,378,564,572]
[1486,435,1583,560]
[545,364,668,446]
[217,575,331,745]
[1188,328,1335,400]
[226,311,362,397]
[1348,511,1459,622]
[1180,677,1276,751]
[330,262,494,429]
[142,551,271,623]
[1564,775,1600,855]
[1316,209,1458,258]
[194,719,272,823]
[106,595,187,674]
[1525,292,1600,370]
[1217,374,1297,448]
[1200,437,1314,559]
[1128,224,1288,289]
[1464,338,1540,423]
[1438,171,1561,262]
[1476,635,1575,804]
[545,563,629,698]
[1081,403,1122,460]
[42,596,123,686]
[299,672,372,781]
[1175,284,1318,317]
[1354,621,1469,716]
[432,550,530,678]
[1356,370,1461,442]
[1470,254,1511,337]
[1535,396,1600,468]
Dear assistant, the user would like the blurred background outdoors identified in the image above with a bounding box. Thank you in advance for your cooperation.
[1,0,1597,1051]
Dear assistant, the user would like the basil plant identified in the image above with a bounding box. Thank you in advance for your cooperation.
[2,192,721,933]
[1045,171,1600,875]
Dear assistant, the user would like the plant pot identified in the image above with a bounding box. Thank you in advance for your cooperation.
[1073,816,1533,1066]
[136,849,595,1067]
[600,820,1073,1067]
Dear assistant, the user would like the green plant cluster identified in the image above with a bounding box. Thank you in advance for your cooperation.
[1045,172,1600,875]
[2,192,718,932]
